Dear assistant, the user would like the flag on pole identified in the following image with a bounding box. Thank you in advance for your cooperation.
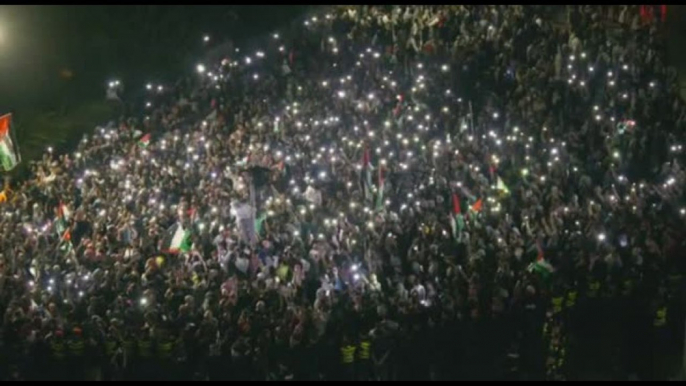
[57,202,71,222]
[138,133,151,148]
[162,223,192,253]
[362,147,373,202]
[527,240,554,280]
[54,218,73,253]
[0,114,21,172]
[375,166,385,211]
[450,193,465,239]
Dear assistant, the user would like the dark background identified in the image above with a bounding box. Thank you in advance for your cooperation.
[0,5,312,174]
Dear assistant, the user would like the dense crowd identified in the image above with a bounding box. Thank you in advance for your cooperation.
[1,5,685,381]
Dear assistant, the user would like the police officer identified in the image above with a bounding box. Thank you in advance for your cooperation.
[155,329,177,381]
[650,286,669,380]
[357,332,372,380]
[48,330,67,380]
[121,329,136,381]
[102,326,122,381]
[137,328,154,380]
[340,335,356,380]
[67,327,86,380]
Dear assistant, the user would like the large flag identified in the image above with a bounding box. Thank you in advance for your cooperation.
[162,223,192,253]
[0,114,21,172]
[450,193,465,240]
[375,166,385,211]
[361,147,373,202]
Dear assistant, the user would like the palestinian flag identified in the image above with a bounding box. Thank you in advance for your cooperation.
[138,133,151,148]
[0,113,21,172]
[450,193,465,239]
[527,240,554,281]
[162,223,192,253]
[361,147,373,202]
[54,218,73,253]
[57,202,71,222]
[375,166,385,211]
[496,177,510,195]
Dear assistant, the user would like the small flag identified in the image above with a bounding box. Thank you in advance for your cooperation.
[471,198,483,213]
[163,223,192,254]
[57,202,71,222]
[55,218,73,253]
[375,166,385,211]
[362,147,373,202]
[450,193,465,239]
[528,240,553,280]
[0,114,21,172]
[138,133,151,148]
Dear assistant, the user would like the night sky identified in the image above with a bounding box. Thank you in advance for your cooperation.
[0,5,310,114]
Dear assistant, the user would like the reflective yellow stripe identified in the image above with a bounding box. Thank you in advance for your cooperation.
[359,341,370,360]
[654,308,667,327]
[341,345,356,363]
[552,297,563,313]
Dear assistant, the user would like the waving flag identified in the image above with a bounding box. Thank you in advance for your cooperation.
[0,114,21,172]
[57,202,71,222]
[528,240,554,281]
[361,147,373,202]
[162,223,192,254]
[375,166,385,211]
[138,133,151,148]
[450,193,465,240]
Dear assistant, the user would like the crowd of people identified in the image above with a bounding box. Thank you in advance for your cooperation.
[1,5,685,381]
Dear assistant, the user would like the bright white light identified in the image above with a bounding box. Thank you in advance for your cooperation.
[196,64,206,74]
[203,35,210,42]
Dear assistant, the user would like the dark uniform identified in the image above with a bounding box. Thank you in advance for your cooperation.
[651,301,669,380]
[67,328,86,380]
[102,333,121,381]
[121,335,136,380]
[155,335,176,380]
[136,334,154,380]
[48,332,67,380]
[356,338,372,380]
[340,343,356,380]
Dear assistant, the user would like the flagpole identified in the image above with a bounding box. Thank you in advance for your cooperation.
[248,173,257,246]
[468,101,475,136]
